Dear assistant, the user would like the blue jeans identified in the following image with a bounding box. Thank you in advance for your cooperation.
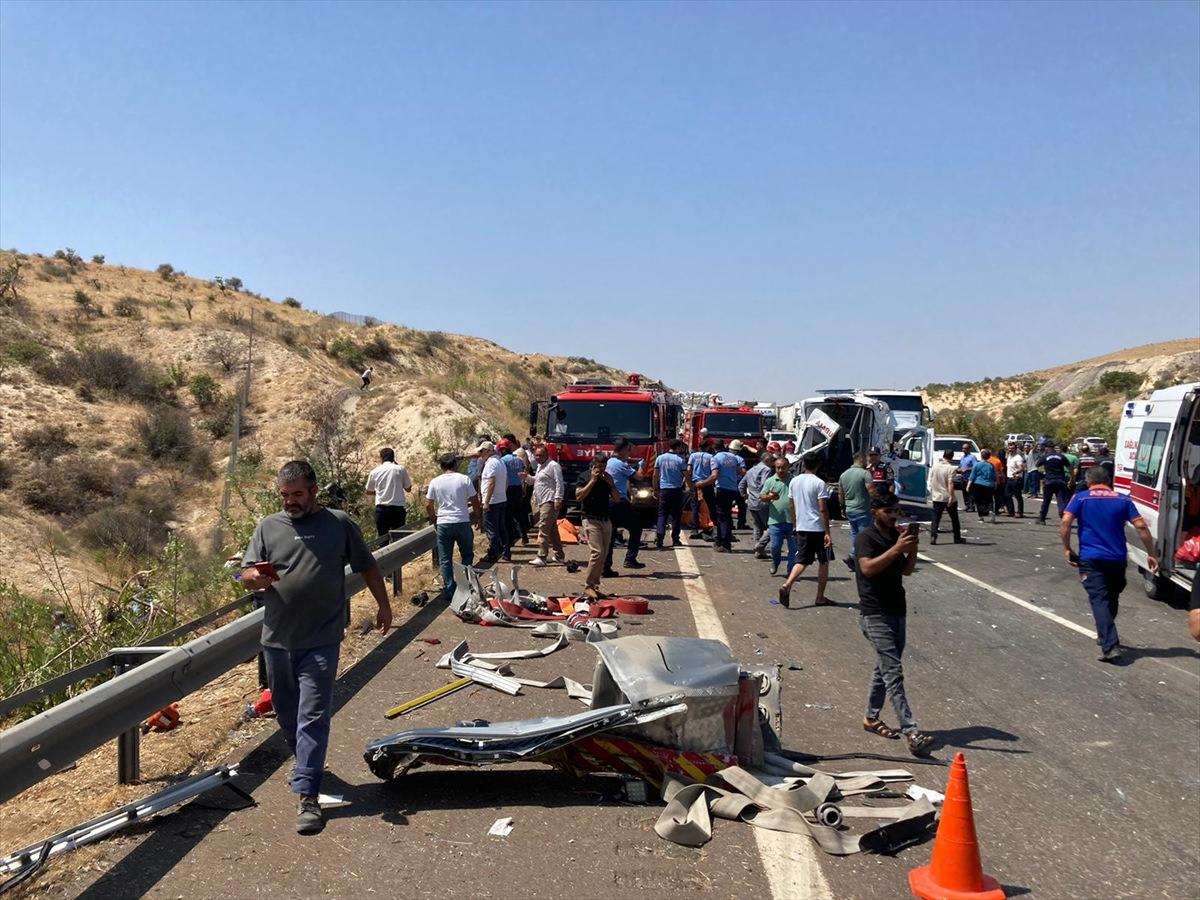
[1079,559,1126,652]
[483,501,508,561]
[436,522,474,599]
[859,615,916,734]
[847,512,872,558]
[768,522,797,570]
[1025,471,1041,496]
[263,643,340,797]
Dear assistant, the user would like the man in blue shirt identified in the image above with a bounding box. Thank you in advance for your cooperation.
[1062,467,1159,663]
[705,440,746,552]
[654,440,688,549]
[497,439,526,561]
[1038,444,1072,525]
[686,442,716,541]
[967,449,998,524]
[605,437,649,572]
[959,443,978,512]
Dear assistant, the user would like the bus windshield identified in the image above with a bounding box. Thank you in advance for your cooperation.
[701,413,762,436]
[867,394,923,414]
[548,400,653,442]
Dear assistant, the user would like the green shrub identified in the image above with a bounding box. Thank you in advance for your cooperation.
[41,346,166,403]
[327,336,367,369]
[72,289,97,317]
[136,407,194,460]
[282,297,301,309]
[225,276,243,292]
[18,423,77,463]
[0,458,11,490]
[39,260,71,280]
[76,490,172,556]
[20,471,76,515]
[1097,370,1142,396]
[91,254,105,264]
[156,263,176,281]
[54,248,83,268]
[167,362,187,387]
[202,396,237,439]
[113,295,141,319]
[189,373,221,409]
[3,339,48,364]
[535,360,553,378]
[364,333,394,361]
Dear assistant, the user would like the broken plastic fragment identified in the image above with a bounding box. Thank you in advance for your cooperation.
[488,817,514,837]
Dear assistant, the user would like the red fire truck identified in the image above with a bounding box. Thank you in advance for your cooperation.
[530,375,683,522]
[683,405,767,452]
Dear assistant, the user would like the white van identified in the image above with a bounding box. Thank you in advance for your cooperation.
[892,429,980,503]
[1113,382,1199,598]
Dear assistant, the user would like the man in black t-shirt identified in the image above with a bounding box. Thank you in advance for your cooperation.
[855,494,933,756]
[576,454,621,600]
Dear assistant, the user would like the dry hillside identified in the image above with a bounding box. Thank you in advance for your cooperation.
[0,248,628,602]
[923,338,1199,420]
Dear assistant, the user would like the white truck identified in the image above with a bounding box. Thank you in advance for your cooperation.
[1114,382,1200,599]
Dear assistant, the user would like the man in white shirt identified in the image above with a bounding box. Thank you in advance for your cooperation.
[779,454,833,608]
[425,453,481,601]
[365,448,413,541]
[360,366,373,391]
[1004,442,1026,518]
[529,444,566,567]
[927,449,963,545]
[474,440,508,569]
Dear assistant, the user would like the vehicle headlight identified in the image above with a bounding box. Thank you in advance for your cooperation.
[635,487,653,499]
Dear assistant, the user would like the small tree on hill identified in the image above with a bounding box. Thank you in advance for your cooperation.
[156,263,176,281]
[0,258,24,305]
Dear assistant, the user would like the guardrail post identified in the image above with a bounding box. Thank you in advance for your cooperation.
[114,662,140,785]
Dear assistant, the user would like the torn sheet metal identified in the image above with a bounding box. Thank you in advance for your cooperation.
[462,633,569,661]
[364,704,638,780]
[655,765,935,856]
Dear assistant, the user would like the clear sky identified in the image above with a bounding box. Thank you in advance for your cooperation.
[2,0,1197,402]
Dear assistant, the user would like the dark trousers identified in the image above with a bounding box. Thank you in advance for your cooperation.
[750,506,771,550]
[263,643,340,797]
[656,487,683,544]
[484,501,508,562]
[1039,480,1069,521]
[735,495,747,529]
[374,504,407,540]
[504,486,526,553]
[713,488,738,549]
[1004,478,1025,516]
[1079,559,1126,652]
[971,484,994,519]
[930,501,961,542]
[606,500,643,567]
[993,482,1006,515]
[689,484,716,534]
[859,615,916,734]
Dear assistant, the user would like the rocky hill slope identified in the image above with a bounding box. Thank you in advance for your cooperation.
[0,248,627,602]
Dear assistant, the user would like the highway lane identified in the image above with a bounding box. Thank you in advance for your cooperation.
[49,509,1200,899]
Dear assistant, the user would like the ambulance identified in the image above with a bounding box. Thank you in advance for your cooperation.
[1113,382,1200,599]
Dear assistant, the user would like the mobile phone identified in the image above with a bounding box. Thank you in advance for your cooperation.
[904,522,919,537]
[237,561,279,581]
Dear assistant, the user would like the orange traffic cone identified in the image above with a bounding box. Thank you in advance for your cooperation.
[909,752,1005,900]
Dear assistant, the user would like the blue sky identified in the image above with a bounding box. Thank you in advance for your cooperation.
[2,0,1197,401]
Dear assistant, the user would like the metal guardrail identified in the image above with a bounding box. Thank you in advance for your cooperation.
[0,526,436,805]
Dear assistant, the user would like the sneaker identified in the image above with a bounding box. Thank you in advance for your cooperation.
[1099,646,1123,664]
[929,537,937,545]
[623,560,646,570]
[714,545,729,553]
[754,549,768,560]
[602,568,620,578]
[654,541,664,550]
[672,537,683,547]
[529,557,546,567]
[296,795,325,835]
[688,532,703,540]
[501,554,513,562]
[554,553,567,563]
[778,586,791,608]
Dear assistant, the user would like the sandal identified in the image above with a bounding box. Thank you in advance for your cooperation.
[863,719,901,740]
[906,732,935,756]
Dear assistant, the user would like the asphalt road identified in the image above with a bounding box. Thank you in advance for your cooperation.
[53,501,1200,899]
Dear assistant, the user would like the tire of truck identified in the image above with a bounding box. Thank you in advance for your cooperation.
[1139,566,1172,600]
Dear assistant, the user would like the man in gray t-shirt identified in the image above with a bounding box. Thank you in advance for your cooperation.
[240,460,392,835]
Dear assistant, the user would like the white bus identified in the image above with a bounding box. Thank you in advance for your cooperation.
[860,390,932,436]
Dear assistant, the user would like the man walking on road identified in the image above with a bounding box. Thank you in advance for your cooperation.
[240,460,392,835]
[1004,441,1026,518]
[959,443,978,512]
[968,449,999,523]
[759,456,796,576]
[529,444,565,567]
[928,449,963,545]
[838,452,874,571]
[365,447,413,540]
[708,440,746,552]
[654,440,688,549]
[1038,444,1072,524]
[605,438,649,571]
[1061,466,1160,663]
[577,453,621,599]
[740,450,774,559]
[474,440,508,569]
[425,453,480,598]
[779,454,833,608]
[855,493,933,756]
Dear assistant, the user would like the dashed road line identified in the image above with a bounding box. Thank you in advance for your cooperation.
[674,542,833,900]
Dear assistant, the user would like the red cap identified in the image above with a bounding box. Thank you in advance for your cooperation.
[767,441,782,452]
[496,438,513,451]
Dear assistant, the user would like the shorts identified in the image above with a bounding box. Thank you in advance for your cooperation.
[795,530,829,565]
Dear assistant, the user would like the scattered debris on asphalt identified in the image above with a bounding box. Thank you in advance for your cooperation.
[487,817,514,837]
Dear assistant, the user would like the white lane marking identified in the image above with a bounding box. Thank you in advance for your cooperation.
[919,555,1200,682]
[917,553,1097,638]
[674,542,833,900]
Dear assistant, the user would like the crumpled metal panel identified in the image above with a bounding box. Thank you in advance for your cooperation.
[592,636,740,705]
